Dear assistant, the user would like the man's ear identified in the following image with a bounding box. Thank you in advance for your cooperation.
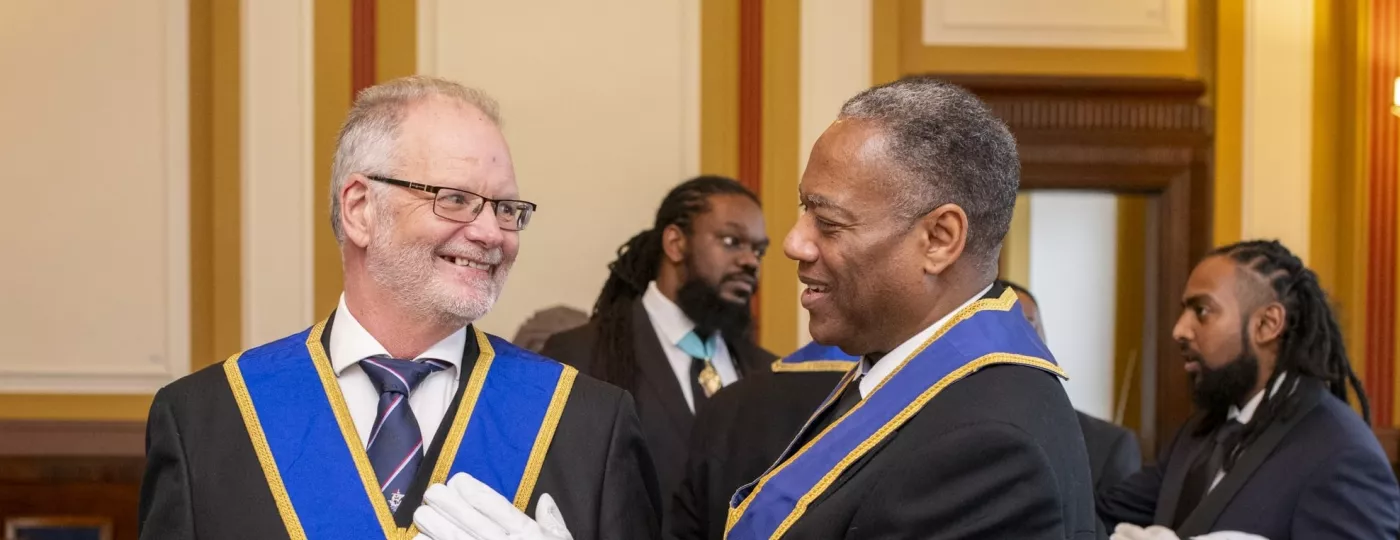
[918,203,968,276]
[1252,301,1286,346]
[661,224,688,264]
[342,174,375,248]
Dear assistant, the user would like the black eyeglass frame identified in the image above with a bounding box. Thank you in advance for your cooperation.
[366,175,538,231]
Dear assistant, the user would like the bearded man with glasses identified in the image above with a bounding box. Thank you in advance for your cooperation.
[137,76,660,540]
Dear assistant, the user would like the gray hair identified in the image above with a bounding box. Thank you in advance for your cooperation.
[329,75,502,242]
[838,76,1019,268]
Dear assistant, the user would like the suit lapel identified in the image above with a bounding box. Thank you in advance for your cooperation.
[1176,377,1325,536]
[1154,415,1210,526]
[631,300,695,436]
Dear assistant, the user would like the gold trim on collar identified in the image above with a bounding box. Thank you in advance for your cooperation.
[403,327,497,538]
[303,320,407,538]
[769,359,858,373]
[226,352,310,540]
[513,366,578,509]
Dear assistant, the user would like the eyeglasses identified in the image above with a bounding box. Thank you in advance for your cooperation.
[367,175,537,231]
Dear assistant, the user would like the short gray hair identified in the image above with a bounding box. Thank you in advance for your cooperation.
[839,77,1019,267]
[329,75,502,242]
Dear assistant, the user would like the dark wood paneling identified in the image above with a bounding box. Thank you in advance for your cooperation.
[0,422,143,458]
[0,423,146,540]
[930,74,1213,460]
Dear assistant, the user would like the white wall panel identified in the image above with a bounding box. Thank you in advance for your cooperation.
[0,0,189,393]
[419,0,701,337]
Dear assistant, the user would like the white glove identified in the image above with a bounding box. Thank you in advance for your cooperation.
[1193,533,1269,540]
[411,472,573,540]
[1111,524,1268,540]
[1112,524,1182,540]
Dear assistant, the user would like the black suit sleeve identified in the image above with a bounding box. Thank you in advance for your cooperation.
[598,388,663,539]
[852,422,1075,539]
[1098,431,1142,494]
[1095,457,1162,528]
[138,390,195,539]
[1291,446,1400,539]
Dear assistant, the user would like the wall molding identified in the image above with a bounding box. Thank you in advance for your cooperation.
[921,0,1187,50]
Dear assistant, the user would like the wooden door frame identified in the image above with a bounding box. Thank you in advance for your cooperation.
[929,75,1214,460]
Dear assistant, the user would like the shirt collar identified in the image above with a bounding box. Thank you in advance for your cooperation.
[1229,372,1288,424]
[641,281,699,346]
[328,293,466,376]
[859,282,995,398]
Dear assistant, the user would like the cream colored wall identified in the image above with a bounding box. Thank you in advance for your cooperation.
[243,0,317,346]
[796,0,873,348]
[417,0,701,337]
[1240,0,1315,260]
[0,0,189,394]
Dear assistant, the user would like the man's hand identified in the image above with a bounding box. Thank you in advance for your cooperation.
[1111,524,1269,540]
[412,473,573,540]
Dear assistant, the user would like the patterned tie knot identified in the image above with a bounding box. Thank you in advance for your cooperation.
[360,355,449,396]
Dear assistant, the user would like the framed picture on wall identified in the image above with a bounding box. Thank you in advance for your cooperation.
[3,517,112,540]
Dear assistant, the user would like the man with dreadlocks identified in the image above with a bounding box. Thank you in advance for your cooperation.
[1099,240,1399,539]
[541,175,777,522]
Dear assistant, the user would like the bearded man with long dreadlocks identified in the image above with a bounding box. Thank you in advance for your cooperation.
[541,176,777,521]
[1100,240,1399,540]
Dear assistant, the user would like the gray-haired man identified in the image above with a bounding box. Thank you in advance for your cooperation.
[137,76,659,540]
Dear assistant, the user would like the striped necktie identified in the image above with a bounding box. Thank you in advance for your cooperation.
[359,355,450,512]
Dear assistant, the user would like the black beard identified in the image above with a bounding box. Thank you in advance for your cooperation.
[1189,332,1261,417]
[675,277,753,342]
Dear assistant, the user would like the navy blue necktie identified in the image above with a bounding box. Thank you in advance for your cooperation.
[360,355,450,512]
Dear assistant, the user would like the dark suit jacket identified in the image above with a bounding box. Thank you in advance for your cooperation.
[138,319,660,540]
[1078,411,1142,494]
[540,300,775,522]
[1098,376,1400,539]
[670,368,845,540]
[773,361,1100,539]
[680,284,1096,539]
[672,374,1142,540]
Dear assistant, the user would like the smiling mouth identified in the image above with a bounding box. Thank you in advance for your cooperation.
[439,255,494,273]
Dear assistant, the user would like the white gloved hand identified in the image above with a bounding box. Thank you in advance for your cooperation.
[1111,524,1181,540]
[412,472,573,540]
[1111,524,1269,540]
[1192,533,1269,540]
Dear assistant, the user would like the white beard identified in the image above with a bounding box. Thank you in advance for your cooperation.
[365,208,511,326]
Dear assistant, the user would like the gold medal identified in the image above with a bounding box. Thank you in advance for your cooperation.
[697,361,722,397]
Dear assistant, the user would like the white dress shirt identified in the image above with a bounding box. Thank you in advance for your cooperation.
[857,283,996,399]
[640,281,739,412]
[329,294,467,449]
[1209,373,1288,491]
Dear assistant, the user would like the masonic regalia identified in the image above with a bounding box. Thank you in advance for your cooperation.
[768,342,859,374]
[222,320,576,540]
[725,288,1067,540]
